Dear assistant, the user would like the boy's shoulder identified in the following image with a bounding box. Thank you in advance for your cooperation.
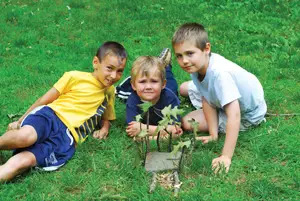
[159,88,180,104]
[65,70,91,77]
[127,91,142,105]
[161,88,177,98]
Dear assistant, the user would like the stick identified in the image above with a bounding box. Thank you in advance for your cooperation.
[266,112,300,117]
[149,172,157,193]
[173,171,181,196]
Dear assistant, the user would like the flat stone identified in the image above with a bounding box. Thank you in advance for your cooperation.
[145,151,182,172]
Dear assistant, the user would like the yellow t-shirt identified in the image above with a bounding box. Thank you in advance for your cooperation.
[48,71,115,143]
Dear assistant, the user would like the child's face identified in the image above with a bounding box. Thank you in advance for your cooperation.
[174,40,210,75]
[93,54,126,87]
[132,67,166,104]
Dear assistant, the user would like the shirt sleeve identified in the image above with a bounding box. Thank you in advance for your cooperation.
[53,72,73,94]
[126,93,141,124]
[102,86,116,120]
[215,72,241,107]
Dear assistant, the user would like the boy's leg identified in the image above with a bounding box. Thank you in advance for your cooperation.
[0,151,36,182]
[181,109,208,132]
[159,48,179,96]
[165,65,178,95]
[179,81,189,97]
[0,126,38,150]
[180,80,202,109]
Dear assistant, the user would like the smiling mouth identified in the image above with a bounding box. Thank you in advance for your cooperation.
[106,79,114,85]
[183,67,192,71]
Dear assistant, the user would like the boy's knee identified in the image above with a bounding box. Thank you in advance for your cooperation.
[9,152,36,170]
[179,81,189,97]
[181,116,192,131]
[16,126,38,146]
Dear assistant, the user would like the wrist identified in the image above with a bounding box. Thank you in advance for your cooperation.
[220,154,232,160]
[210,134,218,141]
[140,123,145,131]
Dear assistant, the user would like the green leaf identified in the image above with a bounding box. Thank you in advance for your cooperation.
[170,143,181,156]
[138,102,153,113]
[170,140,191,156]
[154,125,165,135]
[182,140,191,148]
[188,118,199,134]
[135,114,142,122]
[170,106,184,119]
[161,104,172,117]
[158,118,169,128]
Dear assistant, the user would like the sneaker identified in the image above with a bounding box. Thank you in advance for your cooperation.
[158,48,171,67]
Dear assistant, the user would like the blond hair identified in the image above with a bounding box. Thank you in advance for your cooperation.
[172,23,209,51]
[131,56,166,84]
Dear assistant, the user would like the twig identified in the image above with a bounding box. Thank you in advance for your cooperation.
[157,131,161,152]
[149,172,157,193]
[266,112,300,117]
[173,171,181,197]
[167,128,172,152]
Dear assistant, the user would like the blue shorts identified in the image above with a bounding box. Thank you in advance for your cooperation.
[15,106,75,171]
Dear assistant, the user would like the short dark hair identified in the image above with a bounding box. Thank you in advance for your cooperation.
[96,41,127,62]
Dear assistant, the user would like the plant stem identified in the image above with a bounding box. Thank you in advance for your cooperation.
[157,131,161,152]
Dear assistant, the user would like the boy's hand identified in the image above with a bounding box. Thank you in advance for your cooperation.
[7,121,20,131]
[169,125,183,137]
[126,121,141,137]
[93,128,109,140]
[196,135,218,144]
[212,155,231,174]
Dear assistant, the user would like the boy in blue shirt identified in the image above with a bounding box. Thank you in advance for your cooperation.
[173,23,267,173]
[126,49,183,138]
[0,41,127,181]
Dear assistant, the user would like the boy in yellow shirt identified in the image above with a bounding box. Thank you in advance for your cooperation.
[0,41,127,181]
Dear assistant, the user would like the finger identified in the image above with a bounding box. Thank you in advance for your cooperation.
[214,166,220,174]
[212,160,219,169]
[203,139,209,144]
[212,163,220,174]
[225,165,230,173]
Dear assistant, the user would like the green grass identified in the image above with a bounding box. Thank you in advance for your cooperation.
[0,0,299,200]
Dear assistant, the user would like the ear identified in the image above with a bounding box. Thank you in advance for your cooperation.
[162,79,167,89]
[93,56,100,65]
[205,43,211,54]
[131,81,136,91]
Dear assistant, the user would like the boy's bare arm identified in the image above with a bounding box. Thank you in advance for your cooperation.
[212,99,240,173]
[126,121,157,137]
[93,120,110,140]
[8,88,60,130]
[198,97,218,143]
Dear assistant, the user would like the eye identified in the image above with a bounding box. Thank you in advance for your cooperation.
[176,54,182,59]
[186,51,194,56]
[151,79,159,83]
[117,69,124,74]
[138,80,146,84]
[106,66,113,71]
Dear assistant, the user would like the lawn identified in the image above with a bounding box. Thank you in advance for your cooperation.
[0,0,299,200]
